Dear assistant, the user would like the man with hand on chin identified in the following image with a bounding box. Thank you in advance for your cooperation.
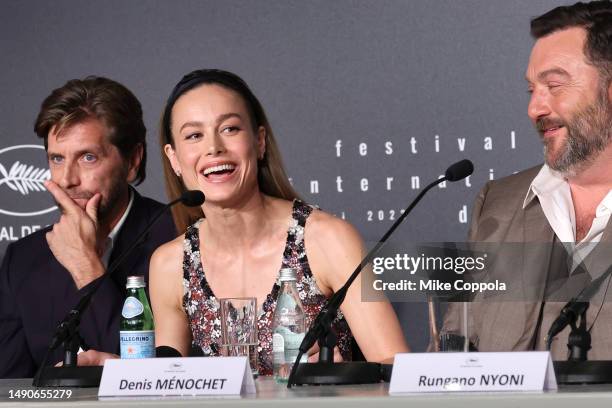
[43,180,104,291]
[0,76,175,378]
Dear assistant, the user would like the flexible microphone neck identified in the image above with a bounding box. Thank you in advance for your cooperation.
[288,159,473,387]
[312,160,474,320]
[326,177,449,310]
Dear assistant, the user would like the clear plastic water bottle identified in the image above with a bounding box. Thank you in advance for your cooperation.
[119,276,155,359]
[272,267,307,383]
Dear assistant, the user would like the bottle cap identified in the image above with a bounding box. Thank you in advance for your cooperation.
[279,268,297,282]
[126,275,146,289]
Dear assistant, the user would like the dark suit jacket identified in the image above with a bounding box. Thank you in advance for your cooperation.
[441,165,612,359]
[0,190,176,378]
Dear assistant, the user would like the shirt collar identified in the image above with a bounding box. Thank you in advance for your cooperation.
[522,164,612,217]
[109,189,134,241]
[101,189,134,267]
[597,190,612,217]
[522,164,567,209]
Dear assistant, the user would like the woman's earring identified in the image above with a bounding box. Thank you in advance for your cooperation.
[175,169,181,177]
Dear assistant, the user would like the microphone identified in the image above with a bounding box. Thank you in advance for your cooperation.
[546,263,612,350]
[445,159,474,182]
[548,262,612,385]
[156,346,183,358]
[287,160,474,387]
[34,190,205,387]
[179,190,205,207]
[546,302,589,350]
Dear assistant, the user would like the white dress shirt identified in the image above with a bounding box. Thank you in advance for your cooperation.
[522,164,612,270]
[100,190,135,268]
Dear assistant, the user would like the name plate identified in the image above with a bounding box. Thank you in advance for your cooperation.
[389,352,556,394]
[98,356,256,397]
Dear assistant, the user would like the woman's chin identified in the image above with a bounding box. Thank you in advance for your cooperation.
[201,193,241,208]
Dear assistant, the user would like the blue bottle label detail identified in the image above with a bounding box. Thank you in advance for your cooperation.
[122,296,144,319]
[120,330,155,359]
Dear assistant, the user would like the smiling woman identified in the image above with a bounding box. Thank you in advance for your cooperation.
[159,69,298,234]
[149,69,409,376]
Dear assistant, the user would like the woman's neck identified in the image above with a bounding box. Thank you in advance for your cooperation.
[201,192,280,249]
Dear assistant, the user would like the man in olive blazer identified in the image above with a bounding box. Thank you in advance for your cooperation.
[442,166,612,359]
[441,2,612,359]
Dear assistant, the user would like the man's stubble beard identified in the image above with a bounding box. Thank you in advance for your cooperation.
[541,83,612,177]
[97,180,130,229]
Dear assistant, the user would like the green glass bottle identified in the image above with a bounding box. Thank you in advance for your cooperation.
[120,276,155,359]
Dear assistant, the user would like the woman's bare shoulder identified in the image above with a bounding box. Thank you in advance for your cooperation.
[303,208,365,291]
[305,208,363,247]
[150,234,185,276]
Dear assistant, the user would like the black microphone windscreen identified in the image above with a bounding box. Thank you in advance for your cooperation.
[180,190,205,207]
[156,345,182,358]
[445,159,474,182]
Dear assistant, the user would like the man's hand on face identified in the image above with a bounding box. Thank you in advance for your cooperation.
[44,180,106,289]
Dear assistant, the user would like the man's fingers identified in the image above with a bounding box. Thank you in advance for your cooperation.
[86,193,101,224]
[44,180,80,215]
[77,351,93,366]
[77,350,119,366]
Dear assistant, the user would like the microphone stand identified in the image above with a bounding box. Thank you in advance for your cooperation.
[566,306,591,361]
[287,160,473,387]
[33,192,203,387]
[549,263,612,384]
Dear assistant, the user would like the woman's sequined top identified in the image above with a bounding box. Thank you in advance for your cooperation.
[182,199,353,375]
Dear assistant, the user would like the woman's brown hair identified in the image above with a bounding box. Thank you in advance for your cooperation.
[160,69,300,232]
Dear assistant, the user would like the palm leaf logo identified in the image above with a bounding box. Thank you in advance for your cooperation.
[0,161,50,195]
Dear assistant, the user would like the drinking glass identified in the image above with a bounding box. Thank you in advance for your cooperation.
[219,297,258,376]
[429,297,470,352]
